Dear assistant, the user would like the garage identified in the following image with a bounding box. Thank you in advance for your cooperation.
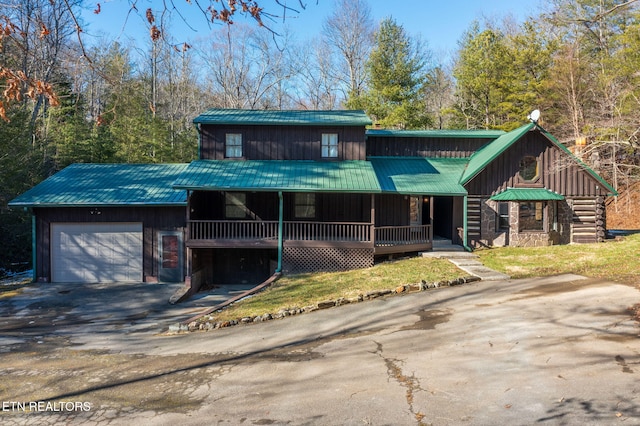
[51,223,143,283]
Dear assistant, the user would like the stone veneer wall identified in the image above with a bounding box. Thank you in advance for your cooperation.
[475,198,574,248]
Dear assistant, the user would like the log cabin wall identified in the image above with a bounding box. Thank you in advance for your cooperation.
[34,206,186,282]
[199,124,367,160]
[366,136,493,158]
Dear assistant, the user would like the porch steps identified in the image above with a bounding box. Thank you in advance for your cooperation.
[421,240,510,281]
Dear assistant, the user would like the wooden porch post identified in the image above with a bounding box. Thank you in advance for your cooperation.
[370,193,376,246]
[429,196,434,242]
[185,190,192,281]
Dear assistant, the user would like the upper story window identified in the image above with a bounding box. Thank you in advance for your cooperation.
[294,193,316,219]
[321,133,338,158]
[519,156,539,182]
[225,133,243,158]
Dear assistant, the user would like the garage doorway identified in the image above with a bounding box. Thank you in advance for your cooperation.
[51,223,143,283]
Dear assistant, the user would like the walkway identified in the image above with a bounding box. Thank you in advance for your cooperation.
[422,240,510,281]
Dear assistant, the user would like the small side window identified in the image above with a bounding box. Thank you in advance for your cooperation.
[225,133,243,158]
[496,202,509,231]
[321,133,338,158]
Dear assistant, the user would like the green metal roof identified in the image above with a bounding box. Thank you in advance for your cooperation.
[193,109,373,126]
[9,163,188,207]
[172,160,381,193]
[490,188,564,201]
[367,129,505,139]
[369,157,469,195]
[460,123,535,185]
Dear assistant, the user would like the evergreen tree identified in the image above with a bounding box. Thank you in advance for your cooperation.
[351,17,431,129]
[452,22,510,130]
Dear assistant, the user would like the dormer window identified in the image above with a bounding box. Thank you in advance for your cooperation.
[225,133,243,158]
[321,133,338,158]
[519,156,539,182]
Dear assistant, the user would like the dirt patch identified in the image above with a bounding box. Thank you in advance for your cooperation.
[607,183,640,229]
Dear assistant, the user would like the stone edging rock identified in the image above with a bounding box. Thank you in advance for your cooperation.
[169,275,481,333]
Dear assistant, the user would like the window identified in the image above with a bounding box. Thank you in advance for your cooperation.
[550,201,558,232]
[519,156,539,181]
[321,133,338,158]
[225,133,242,158]
[294,193,315,219]
[496,202,509,231]
[409,196,422,225]
[225,192,247,218]
[518,201,544,232]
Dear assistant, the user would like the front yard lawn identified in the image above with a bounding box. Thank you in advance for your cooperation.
[476,233,640,285]
[211,256,463,322]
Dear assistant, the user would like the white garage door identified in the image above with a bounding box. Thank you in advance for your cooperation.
[51,223,143,283]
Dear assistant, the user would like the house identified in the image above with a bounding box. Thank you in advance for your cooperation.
[9,109,617,287]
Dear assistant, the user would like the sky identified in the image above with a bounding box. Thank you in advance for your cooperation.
[80,0,542,56]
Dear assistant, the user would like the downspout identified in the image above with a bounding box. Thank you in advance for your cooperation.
[462,195,472,252]
[30,209,36,282]
[276,191,283,273]
[193,123,202,156]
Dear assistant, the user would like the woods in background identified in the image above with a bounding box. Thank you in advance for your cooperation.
[1,0,639,272]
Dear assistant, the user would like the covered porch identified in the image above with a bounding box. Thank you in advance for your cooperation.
[172,157,468,279]
[186,219,433,254]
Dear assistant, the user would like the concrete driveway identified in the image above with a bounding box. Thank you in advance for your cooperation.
[1,274,639,425]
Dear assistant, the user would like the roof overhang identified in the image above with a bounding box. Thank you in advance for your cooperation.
[193,109,373,126]
[8,164,188,208]
[369,157,468,196]
[172,160,382,193]
[490,187,565,201]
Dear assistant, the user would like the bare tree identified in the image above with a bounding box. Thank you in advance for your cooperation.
[321,0,374,102]
[199,23,293,109]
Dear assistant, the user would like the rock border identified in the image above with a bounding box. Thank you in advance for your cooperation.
[169,275,481,333]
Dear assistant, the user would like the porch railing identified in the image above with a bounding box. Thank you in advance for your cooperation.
[189,220,279,241]
[188,220,431,247]
[374,225,432,247]
[285,221,372,241]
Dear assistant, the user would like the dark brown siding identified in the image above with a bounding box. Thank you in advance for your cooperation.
[34,206,186,282]
[190,191,371,223]
[366,136,493,158]
[375,194,409,226]
[465,131,608,197]
[199,124,367,160]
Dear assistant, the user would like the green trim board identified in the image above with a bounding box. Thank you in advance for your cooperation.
[194,109,373,126]
[369,157,468,195]
[8,163,188,207]
[460,123,535,185]
[367,129,505,139]
[490,188,564,201]
[172,160,382,193]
